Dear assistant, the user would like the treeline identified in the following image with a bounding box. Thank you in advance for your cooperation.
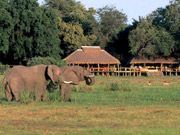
[0,0,180,66]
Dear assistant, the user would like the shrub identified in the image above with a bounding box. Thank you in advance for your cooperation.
[120,80,131,92]
[110,81,120,91]
[19,91,35,104]
[104,81,120,91]
[104,80,131,92]
[0,65,10,75]
[47,91,61,101]
[27,56,66,67]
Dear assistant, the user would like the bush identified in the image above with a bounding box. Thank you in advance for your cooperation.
[120,80,131,92]
[0,65,10,75]
[47,91,61,101]
[104,81,131,92]
[27,56,67,67]
[104,81,120,91]
[109,81,120,91]
[19,91,35,104]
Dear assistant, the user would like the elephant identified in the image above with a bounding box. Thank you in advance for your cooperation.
[59,66,95,102]
[3,64,61,101]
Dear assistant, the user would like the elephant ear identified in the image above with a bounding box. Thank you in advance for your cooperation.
[63,70,79,85]
[47,65,55,84]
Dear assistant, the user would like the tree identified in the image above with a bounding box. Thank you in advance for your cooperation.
[151,0,180,57]
[33,7,62,58]
[6,0,61,64]
[0,0,12,62]
[58,18,96,57]
[105,25,135,66]
[45,0,97,57]
[129,17,175,58]
[96,6,127,49]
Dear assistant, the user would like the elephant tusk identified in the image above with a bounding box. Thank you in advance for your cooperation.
[63,81,73,84]
[88,74,94,77]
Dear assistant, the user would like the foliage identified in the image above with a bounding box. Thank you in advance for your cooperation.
[46,0,98,57]
[105,25,134,66]
[0,0,62,65]
[27,56,66,67]
[151,0,180,57]
[0,65,10,75]
[0,0,179,65]
[96,6,127,49]
[0,0,12,55]
[129,17,175,57]
[47,90,61,101]
[19,91,35,104]
[58,18,97,57]
[104,80,131,92]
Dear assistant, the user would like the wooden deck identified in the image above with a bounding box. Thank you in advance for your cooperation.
[88,67,180,76]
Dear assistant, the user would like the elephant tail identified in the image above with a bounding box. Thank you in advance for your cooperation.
[3,78,13,101]
[3,76,7,92]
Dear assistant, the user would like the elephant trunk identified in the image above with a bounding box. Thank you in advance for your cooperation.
[85,76,95,86]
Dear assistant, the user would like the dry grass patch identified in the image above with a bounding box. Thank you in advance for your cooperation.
[1,105,180,134]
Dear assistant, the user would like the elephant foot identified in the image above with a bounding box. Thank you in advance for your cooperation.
[61,98,71,102]
[65,98,71,102]
[42,95,47,101]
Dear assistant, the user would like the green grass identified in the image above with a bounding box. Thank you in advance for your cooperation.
[1,75,180,134]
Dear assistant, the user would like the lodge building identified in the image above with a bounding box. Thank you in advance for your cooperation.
[64,46,120,75]
[64,46,180,76]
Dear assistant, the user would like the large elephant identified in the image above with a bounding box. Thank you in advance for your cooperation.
[59,66,95,102]
[3,65,61,101]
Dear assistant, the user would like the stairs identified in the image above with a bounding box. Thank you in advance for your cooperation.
[146,71,164,77]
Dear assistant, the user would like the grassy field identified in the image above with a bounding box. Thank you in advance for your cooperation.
[0,75,180,135]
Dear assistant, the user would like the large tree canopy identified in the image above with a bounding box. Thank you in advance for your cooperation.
[58,18,96,57]
[151,0,180,57]
[129,17,175,58]
[0,0,12,55]
[0,0,180,65]
[2,0,61,64]
[96,6,127,49]
[46,0,97,57]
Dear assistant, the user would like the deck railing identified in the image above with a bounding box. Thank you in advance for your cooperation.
[87,67,180,76]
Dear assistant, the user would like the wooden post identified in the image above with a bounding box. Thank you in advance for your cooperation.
[125,68,127,76]
[161,63,163,71]
[118,64,120,76]
[102,72,104,76]
[176,69,178,76]
[133,68,135,77]
[170,69,172,76]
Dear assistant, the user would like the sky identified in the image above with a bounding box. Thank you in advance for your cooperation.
[38,0,170,24]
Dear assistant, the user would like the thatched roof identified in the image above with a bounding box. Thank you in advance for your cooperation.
[130,55,179,64]
[64,46,120,64]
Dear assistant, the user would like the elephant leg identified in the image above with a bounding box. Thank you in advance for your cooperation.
[11,86,22,101]
[9,78,24,101]
[42,89,47,101]
[13,92,20,101]
[34,83,46,101]
[5,84,13,101]
[64,84,71,102]
[60,83,65,101]
[60,83,71,102]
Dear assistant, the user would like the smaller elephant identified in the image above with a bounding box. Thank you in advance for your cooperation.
[59,66,95,102]
[3,64,61,101]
